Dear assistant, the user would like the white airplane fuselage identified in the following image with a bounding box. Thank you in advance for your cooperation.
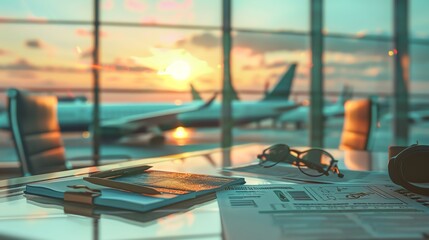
[277,103,345,126]
[0,100,294,131]
[179,100,293,127]
[55,102,191,131]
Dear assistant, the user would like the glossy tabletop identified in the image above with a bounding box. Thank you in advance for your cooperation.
[0,144,389,240]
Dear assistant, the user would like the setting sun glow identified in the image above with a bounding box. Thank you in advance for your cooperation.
[160,60,191,80]
[132,48,213,86]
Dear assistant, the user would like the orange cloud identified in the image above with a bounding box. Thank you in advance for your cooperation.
[363,67,382,77]
[124,0,148,12]
[0,49,10,56]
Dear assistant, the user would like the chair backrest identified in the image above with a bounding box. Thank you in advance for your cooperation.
[339,98,378,151]
[7,89,69,175]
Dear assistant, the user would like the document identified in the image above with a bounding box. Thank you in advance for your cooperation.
[228,163,391,184]
[217,184,429,240]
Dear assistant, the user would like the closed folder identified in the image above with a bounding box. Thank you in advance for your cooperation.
[25,167,245,212]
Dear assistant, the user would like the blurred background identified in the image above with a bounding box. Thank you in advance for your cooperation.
[1,0,428,172]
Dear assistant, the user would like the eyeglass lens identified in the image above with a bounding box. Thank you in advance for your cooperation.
[258,144,290,168]
[297,149,335,177]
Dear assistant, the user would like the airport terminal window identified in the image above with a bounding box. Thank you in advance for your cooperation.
[97,2,223,154]
[101,0,221,27]
[323,37,393,150]
[1,1,428,176]
[232,32,310,99]
[100,27,221,102]
[410,0,429,39]
[409,0,429,146]
[409,43,429,145]
[230,32,310,146]
[324,37,393,96]
[410,44,429,95]
[0,2,93,165]
[0,24,93,88]
[230,0,311,147]
[324,0,392,37]
[322,0,394,150]
[410,0,429,91]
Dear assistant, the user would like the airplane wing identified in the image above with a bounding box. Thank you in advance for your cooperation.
[274,102,303,112]
[100,94,217,129]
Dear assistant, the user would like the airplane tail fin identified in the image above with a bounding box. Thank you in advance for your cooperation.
[190,83,203,101]
[227,79,240,101]
[336,85,353,106]
[191,82,239,101]
[262,63,296,101]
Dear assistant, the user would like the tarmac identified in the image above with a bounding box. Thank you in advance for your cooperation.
[1,118,429,166]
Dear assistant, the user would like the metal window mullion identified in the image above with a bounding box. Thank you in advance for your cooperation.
[393,0,409,145]
[221,0,233,148]
[92,0,101,165]
[310,0,324,148]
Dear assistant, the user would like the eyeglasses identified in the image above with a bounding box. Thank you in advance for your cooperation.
[257,144,344,178]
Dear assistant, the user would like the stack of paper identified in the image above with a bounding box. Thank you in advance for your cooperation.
[217,184,429,239]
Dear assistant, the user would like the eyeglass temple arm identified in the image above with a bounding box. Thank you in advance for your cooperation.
[330,163,344,178]
[301,160,328,174]
[288,150,327,173]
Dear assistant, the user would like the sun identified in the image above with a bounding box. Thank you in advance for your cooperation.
[161,60,191,81]
[132,48,213,82]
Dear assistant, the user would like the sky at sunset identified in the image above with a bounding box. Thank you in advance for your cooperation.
[0,0,428,103]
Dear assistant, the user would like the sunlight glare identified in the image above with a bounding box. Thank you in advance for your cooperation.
[172,126,189,139]
[159,60,191,81]
[82,131,91,138]
[132,48,213,83]
[75,46,82,54]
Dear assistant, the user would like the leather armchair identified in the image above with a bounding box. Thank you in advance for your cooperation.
[339,98,378,151]
[7,88,71,176]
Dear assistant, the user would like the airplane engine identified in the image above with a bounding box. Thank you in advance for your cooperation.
[100,125,166,145]
[118,132,166,146]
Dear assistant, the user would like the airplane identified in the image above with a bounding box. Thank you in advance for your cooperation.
[276,85,353,129]
[379,98,429,124]
[0,63,299,145]
[0,94,216,145]
[180,63,299,127]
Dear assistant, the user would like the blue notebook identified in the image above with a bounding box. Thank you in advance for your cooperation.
[26,170,245,212]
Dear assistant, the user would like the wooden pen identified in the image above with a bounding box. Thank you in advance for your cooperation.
[83,177,161,195]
